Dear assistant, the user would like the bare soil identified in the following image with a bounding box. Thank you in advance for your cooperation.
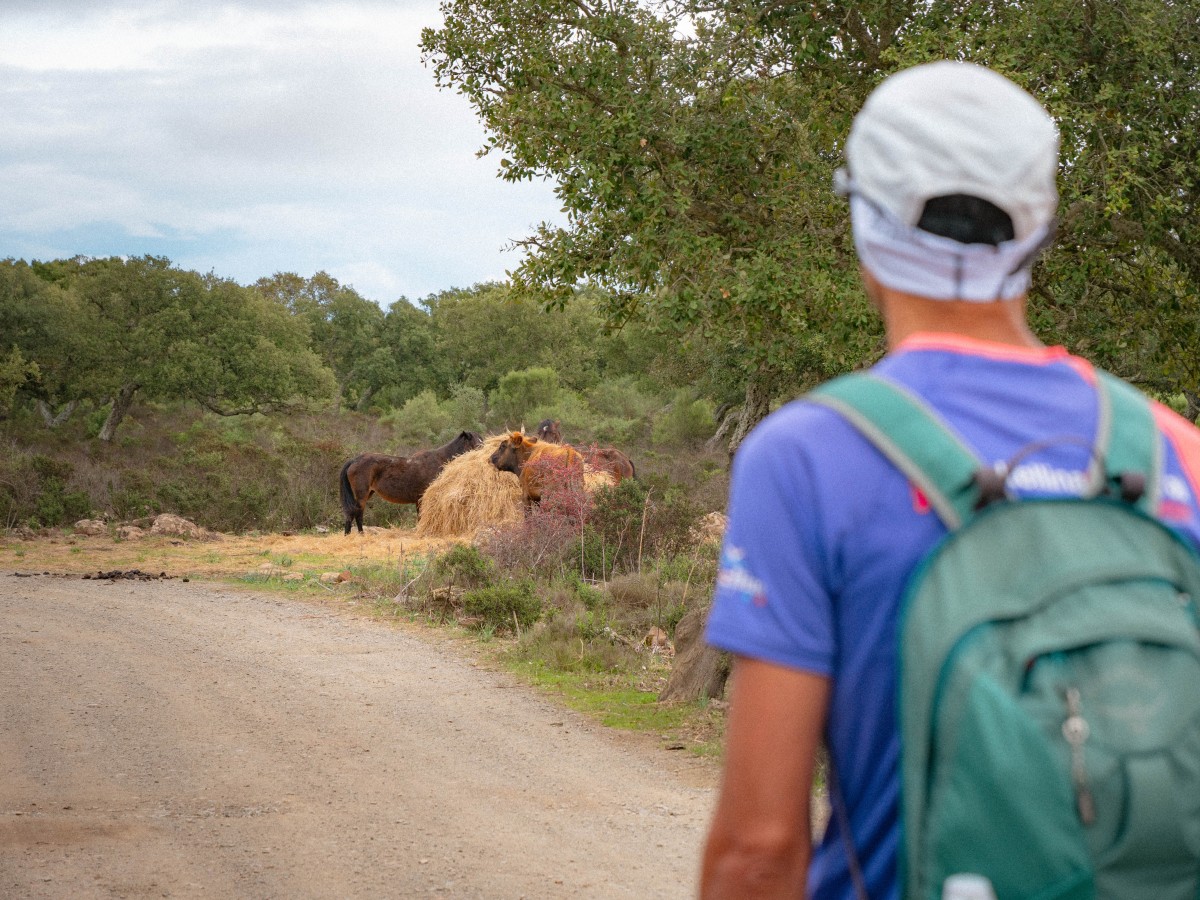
[0,561,717,899]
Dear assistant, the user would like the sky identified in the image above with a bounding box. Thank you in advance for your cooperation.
[0,0,564,306]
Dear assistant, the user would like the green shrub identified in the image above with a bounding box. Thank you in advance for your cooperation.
[15,455,92,526]
[507,608,639,673]
[382,390,451,447]
[603,571,690,634]
[587,375,659,420]
[461,579,543,633]
[580,479,653,578]
[566,573,604,610]
[524,389,590,441]
[651,390,715,447]
[489,367,560,427]
[433,543,495,588]
[442,383,487,435]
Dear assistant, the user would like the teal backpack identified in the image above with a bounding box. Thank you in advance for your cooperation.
[810,371,1200,900]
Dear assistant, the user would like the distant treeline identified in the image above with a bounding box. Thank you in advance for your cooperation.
[0,256,722,448]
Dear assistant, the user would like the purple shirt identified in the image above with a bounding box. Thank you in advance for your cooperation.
[705,333,1200,899]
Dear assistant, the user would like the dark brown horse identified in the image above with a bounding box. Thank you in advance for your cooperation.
[339,431,483,534]
[582,446,636,482]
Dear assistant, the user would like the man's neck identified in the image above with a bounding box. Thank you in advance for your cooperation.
[871,280,1043,351]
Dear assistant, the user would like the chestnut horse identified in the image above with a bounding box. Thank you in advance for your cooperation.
[339,431,483,534]
[532,419,635,482]
[489,431,584,504]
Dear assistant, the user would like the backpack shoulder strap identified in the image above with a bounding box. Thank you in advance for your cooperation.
[809,373,983,531]
[1094,371,1162,515]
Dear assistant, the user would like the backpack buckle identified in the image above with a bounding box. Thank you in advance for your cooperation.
[1117,471,1146,504]
[973,464,1009,510]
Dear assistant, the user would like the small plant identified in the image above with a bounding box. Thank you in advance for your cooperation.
[461,579,542,633]
[560,572,604,610]
[507,608,639,673]
[432,543,495,588]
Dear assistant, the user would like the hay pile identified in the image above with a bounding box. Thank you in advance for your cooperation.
[584,469,616,492]
[417,435,524,538]
[416,434,619,539]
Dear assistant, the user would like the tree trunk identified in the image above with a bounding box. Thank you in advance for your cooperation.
[725,372,773,459]
[355,383,380,413]
[37,399,79,428]
[1184,390,1200,425]
[659,605,729,702]
[704,405,738,455]
[98,384,138,442]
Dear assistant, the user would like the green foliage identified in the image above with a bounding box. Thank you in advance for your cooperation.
[433,543,496,588]
[442,383,487,434]
[586,375,658,421]
[526,389,592,441]
[581,476,705,580]
[382,390,452,447]
[422,1,875,449]
[23,257,335,441]
[381,382,489,447]
[1,259,91,417]
[0,453,91,527]
[423,282,610,394]
[508,610,639,673]
[488,366,560,427]
[568,575,605,611]
[461,579,543,633]
[423,0,1200,441]
[652,391,715,447]
[0,347,38,416]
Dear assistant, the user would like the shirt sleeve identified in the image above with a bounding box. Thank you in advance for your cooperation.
[1152,402,1200,549]
[704,405,838,676]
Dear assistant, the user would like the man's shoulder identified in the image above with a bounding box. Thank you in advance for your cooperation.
[739,393,867,465]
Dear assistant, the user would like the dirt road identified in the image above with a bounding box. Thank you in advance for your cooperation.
[0,573,716,899]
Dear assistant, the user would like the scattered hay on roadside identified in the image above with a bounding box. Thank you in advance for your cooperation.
[417,435,525,538]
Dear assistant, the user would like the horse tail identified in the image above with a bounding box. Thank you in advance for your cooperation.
[339,459,360,529]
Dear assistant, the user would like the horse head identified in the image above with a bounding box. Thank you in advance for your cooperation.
[490,431,537,474]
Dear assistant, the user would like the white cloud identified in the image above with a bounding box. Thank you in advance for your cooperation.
[0,0,564,302]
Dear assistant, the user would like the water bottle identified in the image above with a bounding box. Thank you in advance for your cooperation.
[942,873,998,900]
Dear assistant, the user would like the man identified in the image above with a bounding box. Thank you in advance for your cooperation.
[699,61,1200,899]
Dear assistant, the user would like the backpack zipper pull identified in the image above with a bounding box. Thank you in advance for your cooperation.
[1062,687,1095,826]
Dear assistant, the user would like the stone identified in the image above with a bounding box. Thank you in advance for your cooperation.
[643,626,672,654]
[150,514,206,539]
[117,526,146,541]
[689,511,728,547]
[73,519,107,536]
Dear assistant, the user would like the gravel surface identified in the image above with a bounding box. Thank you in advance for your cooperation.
[0,573,716,899]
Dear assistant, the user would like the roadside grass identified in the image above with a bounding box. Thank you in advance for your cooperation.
[507,659,725,757]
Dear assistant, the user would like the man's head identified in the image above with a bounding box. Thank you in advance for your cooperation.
[838,62,1059,303]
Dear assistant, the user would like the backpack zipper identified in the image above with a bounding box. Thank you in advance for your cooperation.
[1062,687,1095,826]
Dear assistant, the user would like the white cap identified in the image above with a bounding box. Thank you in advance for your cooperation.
[845,61,1059,243]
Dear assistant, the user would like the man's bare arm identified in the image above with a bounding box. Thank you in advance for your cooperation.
[700,656,831,899]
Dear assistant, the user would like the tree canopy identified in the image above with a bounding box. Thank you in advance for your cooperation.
[16,257,334,440]
[422,0,1200,438]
